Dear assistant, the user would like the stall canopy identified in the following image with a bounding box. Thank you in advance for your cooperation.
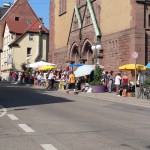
[146,63,150,69]
[74,65,95,77]
[68,64,84,67]
[119,64,146,71]
[38,65,56,71]
[28,61,56,68]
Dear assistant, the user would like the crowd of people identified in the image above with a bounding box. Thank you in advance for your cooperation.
[32,69,136,97]
[5,66,149,98]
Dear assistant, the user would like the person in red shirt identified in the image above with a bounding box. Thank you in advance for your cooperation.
[122,72,129,86]
[12,72,16,83]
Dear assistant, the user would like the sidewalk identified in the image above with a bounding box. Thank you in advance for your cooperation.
[32,85,150,108]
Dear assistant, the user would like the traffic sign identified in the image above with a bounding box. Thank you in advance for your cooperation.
[132,52,138,59]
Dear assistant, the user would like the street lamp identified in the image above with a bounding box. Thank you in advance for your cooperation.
[91,44,102,67]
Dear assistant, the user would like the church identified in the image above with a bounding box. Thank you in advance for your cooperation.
[49,0,150,71]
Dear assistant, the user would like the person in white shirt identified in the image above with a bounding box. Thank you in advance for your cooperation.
[48,71,55,88]
[37,72,42,86]
[114,73,122,95]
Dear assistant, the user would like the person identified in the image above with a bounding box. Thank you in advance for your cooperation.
[37,72,42,86]
[122,85,128,97]
[114,73,122,96]
[121,72,128,86]
[12,72,16,83]
[107,71,114,93]
[66,71,76,94]
[15,72,19,82]
[47,70,55,89]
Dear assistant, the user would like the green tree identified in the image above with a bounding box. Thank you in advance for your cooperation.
[90,66,103,86]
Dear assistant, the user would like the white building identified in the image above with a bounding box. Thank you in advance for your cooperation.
[0,20,49,80]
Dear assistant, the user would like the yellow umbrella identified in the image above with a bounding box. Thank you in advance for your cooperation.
[38,65,56,71]
[119,64,146,71]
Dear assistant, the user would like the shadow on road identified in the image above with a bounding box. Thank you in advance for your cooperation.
[0,84,74,108]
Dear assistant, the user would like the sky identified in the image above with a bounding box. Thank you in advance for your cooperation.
[0,0,50,29]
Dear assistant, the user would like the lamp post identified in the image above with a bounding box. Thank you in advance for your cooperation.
[91,44,102,67]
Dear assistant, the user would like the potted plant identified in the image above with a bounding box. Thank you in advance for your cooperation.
[90,66,106,93]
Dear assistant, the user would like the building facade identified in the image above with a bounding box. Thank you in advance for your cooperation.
[0,0,49,80]
[49,0,150,72]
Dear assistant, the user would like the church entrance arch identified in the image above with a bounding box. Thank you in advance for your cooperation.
[70,43,80,64]
[81,40,93,65]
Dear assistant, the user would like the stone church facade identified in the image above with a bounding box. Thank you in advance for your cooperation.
[49,0,150,72]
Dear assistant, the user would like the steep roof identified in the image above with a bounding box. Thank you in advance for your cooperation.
[6,20,29,34]
[9,20,49,46]
[26,20,49,33]
[1,0,39,21]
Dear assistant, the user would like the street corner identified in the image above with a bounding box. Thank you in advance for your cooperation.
[0,105,7,117]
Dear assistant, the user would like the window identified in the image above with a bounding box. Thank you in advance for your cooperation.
[15,17,19,21]
[77,0,86,7]
[27,48,31,56]
[86,9,91,25]
[73,15,78,30]
[27,20,31,25]
[29,33,34,41]
[59,0,66,15]
[11,34,13,39]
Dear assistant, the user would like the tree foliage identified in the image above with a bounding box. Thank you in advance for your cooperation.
[90,66,103,86]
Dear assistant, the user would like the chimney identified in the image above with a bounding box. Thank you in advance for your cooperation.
[39,17,44,25]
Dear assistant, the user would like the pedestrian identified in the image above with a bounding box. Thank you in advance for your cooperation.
[66,71,76,94]
[12,72,16,83]
[121,72,128,86]
[107,71,114,93]
[47,70,55,89]
[37,72,42,86]
[114,73,122,96]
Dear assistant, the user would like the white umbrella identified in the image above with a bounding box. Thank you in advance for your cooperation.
[74,65,95,77]
[28,61,56,68]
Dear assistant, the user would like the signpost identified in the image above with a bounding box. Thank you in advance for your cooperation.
[132,52,138,97]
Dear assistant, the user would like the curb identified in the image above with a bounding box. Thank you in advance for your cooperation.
[28,86,150,108]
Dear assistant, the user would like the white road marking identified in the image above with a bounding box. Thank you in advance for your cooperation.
[0,105,7,117]
[18,124,35,133]
[7,114,19,120]
[41,144,58,150]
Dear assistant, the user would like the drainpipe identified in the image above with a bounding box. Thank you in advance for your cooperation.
[35,25,42,62]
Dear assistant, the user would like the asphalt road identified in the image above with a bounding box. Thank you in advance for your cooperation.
[0,82,150,150]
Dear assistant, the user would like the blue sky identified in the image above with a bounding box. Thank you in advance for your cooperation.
[0,0,50,29]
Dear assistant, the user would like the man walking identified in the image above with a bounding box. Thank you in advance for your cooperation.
[66,71,76,94]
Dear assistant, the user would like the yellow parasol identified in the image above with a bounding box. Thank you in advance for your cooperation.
[119,64,146,71]
[38,65,56,71]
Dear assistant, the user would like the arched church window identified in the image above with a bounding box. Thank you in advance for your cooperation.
[59,0,66,15]
[86,9,91,25]
[74,15,78,30]
[77,0,86,7]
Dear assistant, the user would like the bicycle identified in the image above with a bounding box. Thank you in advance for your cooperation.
[137,85,150,100]
[144,88,150,100]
